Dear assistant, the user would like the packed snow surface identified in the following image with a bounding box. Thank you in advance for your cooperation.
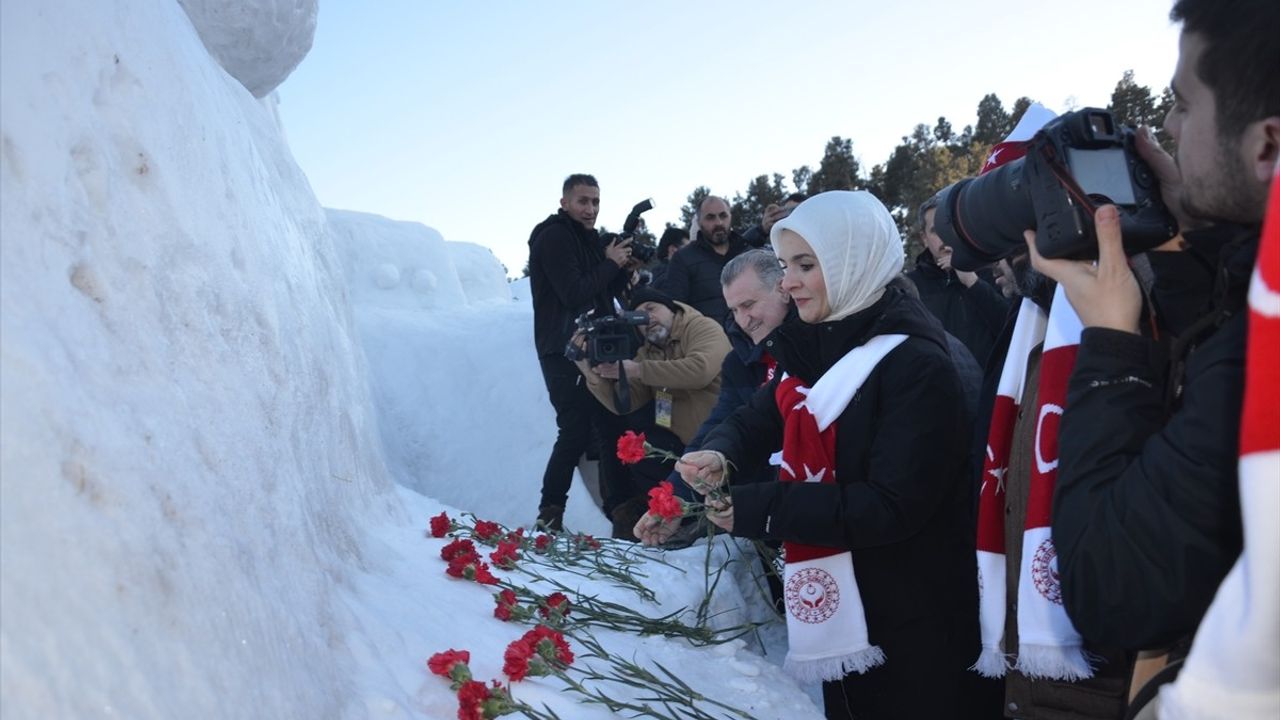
[0,1,821,717]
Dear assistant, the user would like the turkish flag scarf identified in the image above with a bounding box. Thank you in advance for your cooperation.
[972,298,1048,676]
[973,288,1092,680]
[1161,164,1280,719]
[1013,284,1092,680]
[775,334,907,683]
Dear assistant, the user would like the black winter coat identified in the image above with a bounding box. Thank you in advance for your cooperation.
[655,231,752,323]
[527,211,627,358]
[907,251,1009,368]
[1052,225,1255,650]
[700,288,979,714]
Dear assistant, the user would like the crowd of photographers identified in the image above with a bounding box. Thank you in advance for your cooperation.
[524,1,1277,717]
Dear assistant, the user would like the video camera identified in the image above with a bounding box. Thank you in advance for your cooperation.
[600,199,658,263]
[933,108,1179,271]
[564,309,648,364]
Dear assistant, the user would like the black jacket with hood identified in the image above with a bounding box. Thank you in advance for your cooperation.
[527,210,627,359]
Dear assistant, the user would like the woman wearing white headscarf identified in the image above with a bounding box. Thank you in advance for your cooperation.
[676,191,979,719]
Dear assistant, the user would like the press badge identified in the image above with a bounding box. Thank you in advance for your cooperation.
[655,390,673,429]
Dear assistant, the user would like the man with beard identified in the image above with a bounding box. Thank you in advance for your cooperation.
[1027,0,1278,711]
[571,287,730,540]
[656,196,759,322]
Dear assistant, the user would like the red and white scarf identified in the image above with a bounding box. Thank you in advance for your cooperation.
[1161,165,1280,719]
[775,334,907,683]
[973,299,1047,676]
[973,288,1093,680]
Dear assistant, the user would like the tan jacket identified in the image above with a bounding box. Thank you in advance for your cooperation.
[578,302,730,445]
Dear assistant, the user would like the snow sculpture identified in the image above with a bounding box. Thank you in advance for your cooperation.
[177,0,317,97]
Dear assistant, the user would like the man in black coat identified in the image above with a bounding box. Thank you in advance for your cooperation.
[1030,0,1278,661]
[908,194,1010,368]
[656,196,760,323]
[527,173,634,530]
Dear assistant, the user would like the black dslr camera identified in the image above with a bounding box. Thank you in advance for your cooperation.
[600,199,658,263]
[564,309,648,364]
[934,108,1179,271]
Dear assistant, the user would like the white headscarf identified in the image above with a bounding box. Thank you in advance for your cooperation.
[770,190,905,322]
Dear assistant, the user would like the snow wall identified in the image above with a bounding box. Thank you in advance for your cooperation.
[0,1,396,716]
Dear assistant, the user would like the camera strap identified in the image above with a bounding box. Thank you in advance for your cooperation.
[613,361,632,414]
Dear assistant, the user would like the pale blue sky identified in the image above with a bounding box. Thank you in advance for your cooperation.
[279,1,1181,276]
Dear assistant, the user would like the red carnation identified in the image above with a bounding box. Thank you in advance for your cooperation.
[472,562,499,585]
[647,481,684,521]
[474,520,502,542]
[616,430,648,464]
[427,649,472,690]
[533,534,551,552]
[456,679,490,720]
[446,554,498,585]
[429,511,453,538]
[489,540,521,569]
[539,592,571,623]
[502,638,537,682]
[494,589,520,622]
[441,538,477,562]
[524,625,574,667]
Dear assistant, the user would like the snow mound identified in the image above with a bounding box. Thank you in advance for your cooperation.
[0,1,395,716]
[177,0,317,97]
[327,209,470,310]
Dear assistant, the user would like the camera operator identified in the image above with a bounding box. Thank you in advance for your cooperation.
[656,195,759,322]
[571,287,730,540]
[527,173,637,531]
[1023,0,1278,696]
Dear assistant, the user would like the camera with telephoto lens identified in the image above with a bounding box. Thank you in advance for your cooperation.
[600,198,657,263]
[933,108,1179,271]
[564,309,648,364]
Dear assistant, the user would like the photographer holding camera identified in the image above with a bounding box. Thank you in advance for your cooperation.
[932,1,1277,711]
[571,287,730,540]
[527,173,637,531]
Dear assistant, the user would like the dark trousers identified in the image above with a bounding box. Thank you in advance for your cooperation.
[821,613,971,719]
[594,403,684,518]
[538,356,599,510]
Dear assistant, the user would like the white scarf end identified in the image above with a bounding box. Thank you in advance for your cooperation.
[784,646,886,683]
[970,647,1012,678]
[1015,644,1095,681]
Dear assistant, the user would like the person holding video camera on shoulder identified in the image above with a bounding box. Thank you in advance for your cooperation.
[527,173,637,532]
[570,287,730,540]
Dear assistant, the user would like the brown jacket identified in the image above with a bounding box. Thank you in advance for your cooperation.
[578,302,729,445]
[1002,345,1133,720]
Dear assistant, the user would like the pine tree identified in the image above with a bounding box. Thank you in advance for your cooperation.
[973,93,1011,147]
[808,136,862,194]
[731,174,787,230]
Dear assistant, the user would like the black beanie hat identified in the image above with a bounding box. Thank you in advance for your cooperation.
[629,287,681,314]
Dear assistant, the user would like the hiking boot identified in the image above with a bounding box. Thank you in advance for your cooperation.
[609,495,648,542]
[536,505,564,532]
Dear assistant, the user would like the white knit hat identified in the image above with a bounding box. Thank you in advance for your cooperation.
[770,191,905,322]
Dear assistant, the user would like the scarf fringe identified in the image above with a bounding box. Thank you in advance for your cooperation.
[784,646,886,684]
[1015,643,1095,681]
[970,647,1012,678]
